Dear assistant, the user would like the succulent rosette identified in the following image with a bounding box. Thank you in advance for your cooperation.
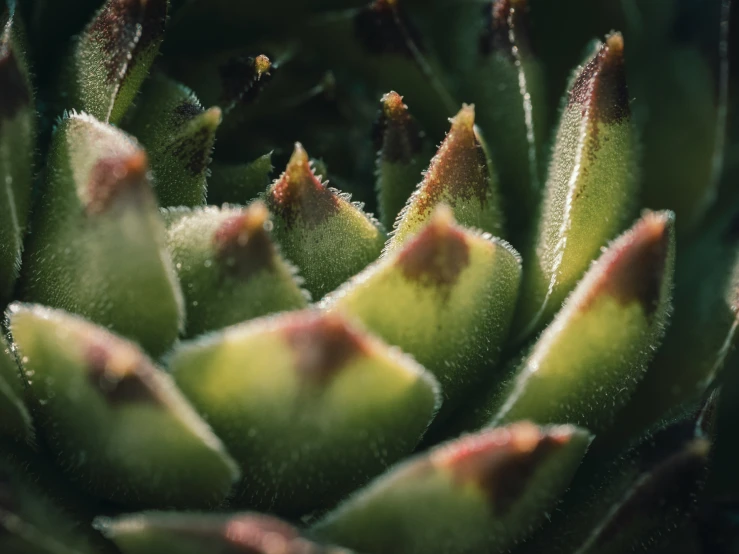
[0,0,737,553]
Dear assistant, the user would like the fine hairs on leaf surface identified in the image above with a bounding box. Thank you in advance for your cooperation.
[0,0,736,553]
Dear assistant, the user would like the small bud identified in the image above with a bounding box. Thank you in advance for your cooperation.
[313,422,591,554]
[169,310,440,514]
[163,202,308,337]
[373,91,430,229]
[125,73,222,207]
[266,143,386,298]
[323,205,520,423]
[489,211,675,432]
[387,105,504,251]
[9,304,239,508]
[513,33,638,341]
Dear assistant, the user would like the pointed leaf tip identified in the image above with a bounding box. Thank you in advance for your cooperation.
[397,205,470,288]
[267,143,339,228]
[212,202,276,279]
[570,31,629,124]
[282,312,369,385]
[434,422,587,513]
[480,0,531,59]
[86,151,150,214]
[583,210,673,316]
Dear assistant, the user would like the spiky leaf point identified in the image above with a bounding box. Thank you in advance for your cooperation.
[207,153,273,206]
[163,202,309,337]
[387,105,504,251]
[487,211,675,432]
[0,6,35,304]
[171,52,273,114]
[308,0,455,136]
[323,205,520,422]
[59,0,169,123]
[9,304,240,508]
[0,440,105,554]
[374,91,430,229]
[513,33,638,341]
[19,114,184,357]
[433,0,547,246]
[628,0,731,234]
[522,395,716,554]
[0,337,32,443]
[265,143,386,298]
[94,511,353,554]
[312,422,592,554]
[169,310,441,515]
[125,73,221,207]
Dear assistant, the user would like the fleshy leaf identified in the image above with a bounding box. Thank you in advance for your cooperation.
[434,0,547,246]
[95,511,353,554]
[125,73,221,207]
[0,337,32,443]
[163,202,309,337]
[265,143,386,298]
[488,211,675,432]
[386,105,504,251]
[19,113,184,357]
[607,208,739,446]
[522,396,716,554]
[0,5,35,304]
[512,33,638,340]
[628,0,731,234]
[373,91,430,229]
[169,310,440,515]
[207,153,273,206]
[59,0,169,123]
[322,205,520,422]
[312,422,591,554]
[9,304,240,508]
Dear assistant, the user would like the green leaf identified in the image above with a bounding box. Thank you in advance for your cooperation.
[432,0,547,246]
[604,208,739,446]
[627,0,731,234]
[94,511,354,554]
[488,210,675,432]
[207,153,273,206]
[323,205,520,422]
[19,113,184,357]
[265,143,386,299]
[521,395,715,554]
[0,337,32,443]
[163,202,309,337]
[0,5,35,303]
[125,73,221,207]
[312,422,592,554]
[512,33,639,341]
[386,105,505,252]
[169,310,440,515]
[9,304,240,508]
[373,91,431,229]
[58,0,169,123]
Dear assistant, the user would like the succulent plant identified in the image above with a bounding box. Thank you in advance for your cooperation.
[0,0,738,553]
